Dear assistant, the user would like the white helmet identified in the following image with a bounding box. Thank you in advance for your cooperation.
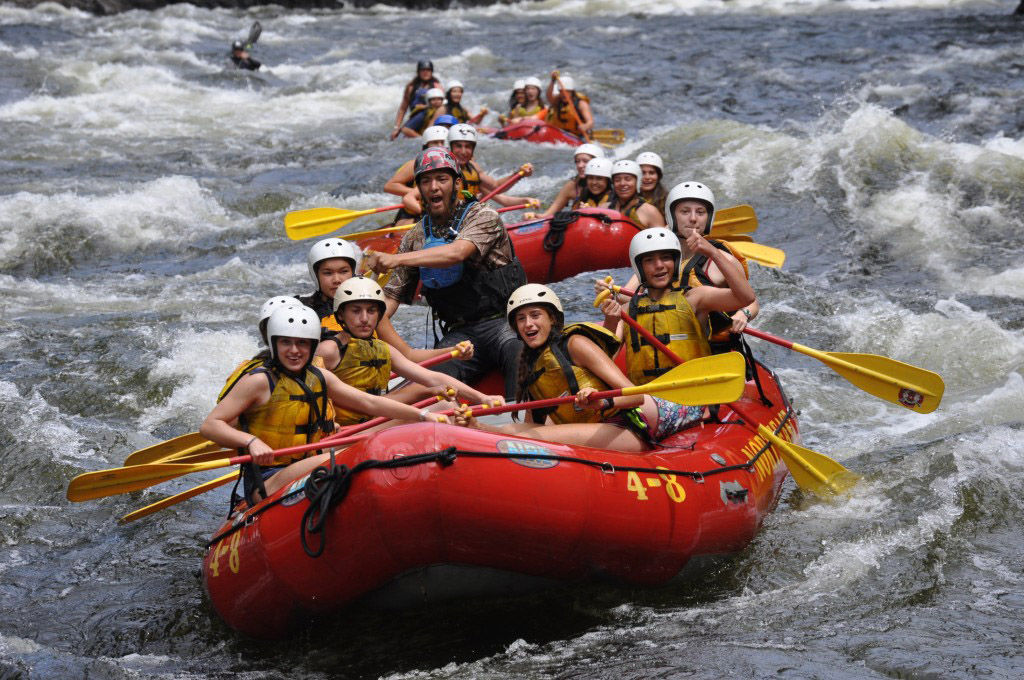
[425,87,445,101]
[258,296,301,344]
[422,125,450,147]
[513,79,526,91]
[506,283,564,330]
[584,157,613,180]
[636,151,664,176]
[665,181,716,235]
[628,228,681,286]
[554,76,574,93]
[447,123,478,147]
[266,305,321,363]
[523,76,542,89]
[333,276,386,314]
[446,80,464,92]
[307,238,361,290]
[611,159,642,184]
[573,143,605,161]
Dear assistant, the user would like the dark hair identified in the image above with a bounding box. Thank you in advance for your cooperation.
[406,74,440,96]
[445,95,467,122]
[577,177,610,206]
[510,307,562,421]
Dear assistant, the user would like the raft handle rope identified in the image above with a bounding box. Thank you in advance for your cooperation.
[206,405,794,553]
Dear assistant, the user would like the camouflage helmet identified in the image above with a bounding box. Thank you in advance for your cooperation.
[414,147,461,181]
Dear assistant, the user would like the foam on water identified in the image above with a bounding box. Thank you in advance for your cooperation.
[0,380,92,460]
[469,0,1003,18]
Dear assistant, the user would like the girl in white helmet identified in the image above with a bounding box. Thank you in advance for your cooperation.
[392,60,442,140]
[398,87,447,138]
[574,157,613,209]
[317,277,501,427]
[201,305,454,505]
[636,151,668,221]
[498,79,527,126]
[296,238,361,335]
[506,76,547,125]
[454,284,724,452]
[383,125,451,227]
[608,160,666,228]
[429,80,488,126]
[530,143,605,218]
[598,228,754,385]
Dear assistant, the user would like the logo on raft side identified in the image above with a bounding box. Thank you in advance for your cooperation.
[898,388,924,408]
[496,439,560,469]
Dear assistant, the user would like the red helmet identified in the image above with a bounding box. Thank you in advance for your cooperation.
[414,147,461,181]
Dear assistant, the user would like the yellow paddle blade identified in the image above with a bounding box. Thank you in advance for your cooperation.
[727,240,786,268]
[623,352,746,406]
[123,432,222,467]
[119,471,238,524]
[592,129,625,146]
[66,458,232,502]
[710,205,757,237]
[811,349,945,414]
[758,425,860,496]
[339,224,414,242]
[284,207,381,241]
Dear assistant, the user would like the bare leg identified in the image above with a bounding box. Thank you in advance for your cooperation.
[466,419,648,453]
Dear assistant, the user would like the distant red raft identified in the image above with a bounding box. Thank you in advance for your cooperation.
[489,120,584,146]
[202,362,797,638]
[355,207,641,285]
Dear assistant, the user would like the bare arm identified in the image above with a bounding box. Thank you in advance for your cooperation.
[393,82,413,130]
[384,161,416,197]
[577,99,594,132]
[539,179,576,217]
[390,347,499,405]
[324,370,448,423]
[637,203,666,227]
[684,234,756,316]
[567,335,643,410]
[367,239,477,272]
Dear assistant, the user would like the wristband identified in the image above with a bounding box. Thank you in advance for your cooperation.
[601,397,615,411]
[419,408,430,422]
[244,436,258,451]
[741,308,752,319]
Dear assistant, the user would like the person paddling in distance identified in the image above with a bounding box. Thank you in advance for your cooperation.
[608,160,666,228]
[228,39,261,71]
[574,157,613,209]
[200,305,454,505]
[528,143,605,219]
[453,285,708,452]
[400,124,538,214]
[392,59,442,140]
[497,79,527,126]
[364,148,528,398]
[637,151,668,221]
[296,238,361,337]
[430,80,488,126]
[506,76,547,124]
[599,228,755,386]
[384,125,450,227]
[545,73,594,139]
[398,88,446,138]
[317,276,502,426]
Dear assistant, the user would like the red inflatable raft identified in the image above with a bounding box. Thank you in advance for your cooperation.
[202,362,797,638]
[489,120,583,146]
[356,207,641,284]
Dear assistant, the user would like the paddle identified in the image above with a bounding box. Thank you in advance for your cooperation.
[330,202,535,243]
[122,351,462,468]
[119,472,238,524]
[743,327,944,414]
[286,166,529,242]
[725,241,785,268]
[592,129,625,146]
[710,205,758,237]
[756,424,860,495]
[445,352,747,419]
[599,293,859,496]
[554,74,592,143]
[66,431,379,503]
[596,285,942,412]
[246,21,262,49]
[285,204,403,241]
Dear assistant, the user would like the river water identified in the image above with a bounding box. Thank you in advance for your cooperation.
[2,0,1023,677]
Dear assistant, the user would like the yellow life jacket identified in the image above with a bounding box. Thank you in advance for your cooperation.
[218,355,327,402]
[394,159,415,189]
[462,161,482,197]
[321,313,343,335]
[324,335,392,426]
[511,103,544,118]
[238,365,336,465]
[608,193,649,225]
[576,190,611,209]
[523,323,622,425]
[626,287,711,385]
[682,240,751,345]
[546,92,590,135]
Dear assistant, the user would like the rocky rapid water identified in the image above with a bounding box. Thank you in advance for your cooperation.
[2,1,1024,678]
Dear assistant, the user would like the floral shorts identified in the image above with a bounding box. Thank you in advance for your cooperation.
[650,397,703,440]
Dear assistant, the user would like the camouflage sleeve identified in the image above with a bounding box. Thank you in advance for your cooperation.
[454,203,509,267]
[382,227,423,304]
